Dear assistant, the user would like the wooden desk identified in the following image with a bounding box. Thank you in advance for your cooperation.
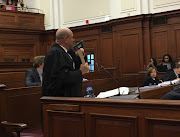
[134,85,174,99]
[41,97,180,137]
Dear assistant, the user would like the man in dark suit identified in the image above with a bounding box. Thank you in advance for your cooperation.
[25,56,45,87]
[161,63,180,82]
[42,27,90,97]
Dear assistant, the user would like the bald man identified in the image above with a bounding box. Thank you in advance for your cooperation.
[42,28,90,97]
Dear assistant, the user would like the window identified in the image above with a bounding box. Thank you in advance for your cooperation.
[87,53,95,72]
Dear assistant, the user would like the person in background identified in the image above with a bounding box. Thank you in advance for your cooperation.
[146,57,157,70]
[157,54,175,72]
[25,56,45,87]
[5,0,15,11]
[161,63,180,82]
[17,0,28,12]
[143,67,161,86]
[42,27,90,97]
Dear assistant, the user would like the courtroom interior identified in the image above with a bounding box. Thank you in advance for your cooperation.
[1,0,180,137]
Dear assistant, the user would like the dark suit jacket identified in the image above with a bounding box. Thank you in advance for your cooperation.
[161,70,178,82]
[143,76,160,86]
[161,88,180,100]
[42,43,82,97]
[25,68,41,87]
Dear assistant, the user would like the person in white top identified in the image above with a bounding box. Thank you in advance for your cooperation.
[17,0,28,12]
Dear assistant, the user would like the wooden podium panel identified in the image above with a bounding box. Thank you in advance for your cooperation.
[41,97,180,137]
[47,110,84,137]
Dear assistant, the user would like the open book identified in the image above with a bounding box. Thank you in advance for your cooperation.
[96,87,129,98]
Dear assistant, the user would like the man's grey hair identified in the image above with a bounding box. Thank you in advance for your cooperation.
[56,28,70,40]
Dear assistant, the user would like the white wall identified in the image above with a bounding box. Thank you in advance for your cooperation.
[25,0,180,30]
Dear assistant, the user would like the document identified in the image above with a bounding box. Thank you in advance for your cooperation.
[96,87,130,98]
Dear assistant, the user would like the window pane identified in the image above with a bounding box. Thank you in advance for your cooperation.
[91,60,94,64]
[87,55,90,60]
[91,54,94,59]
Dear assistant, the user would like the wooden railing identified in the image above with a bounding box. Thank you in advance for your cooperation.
[0,4,43,13]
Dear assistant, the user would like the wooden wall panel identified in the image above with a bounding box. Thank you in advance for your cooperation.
[121,34,140,73]
[174,26,180,61]
[100,33,113,67]
[151,28,168,62]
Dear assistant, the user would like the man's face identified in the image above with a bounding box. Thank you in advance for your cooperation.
[65,30,75,49]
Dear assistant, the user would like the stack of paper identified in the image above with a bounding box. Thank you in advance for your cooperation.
[96,87,129,98]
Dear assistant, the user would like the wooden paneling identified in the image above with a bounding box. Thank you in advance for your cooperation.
[0,10,44,31]
[41,97,180,137]
[100,33,113,67]
[146,117,180,137]
[47,111,84,137]
[90,113,137,137]
[151,27,168,61]
[174,26,180,60]
[0,86,42,131]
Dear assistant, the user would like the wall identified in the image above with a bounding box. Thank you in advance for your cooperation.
[24,0,180,30]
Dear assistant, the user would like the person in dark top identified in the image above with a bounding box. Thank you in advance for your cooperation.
[146,57,157,70]
[157,54,175,72]
[161,63,180,82]
[143,67,161,86]
[161,88,180,100]
[25,56,45,87]
[42,27,90,97]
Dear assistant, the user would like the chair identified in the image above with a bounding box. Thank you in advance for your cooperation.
[0,121,27,137]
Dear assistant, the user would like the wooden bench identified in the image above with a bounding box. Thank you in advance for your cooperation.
[0,86,42,136]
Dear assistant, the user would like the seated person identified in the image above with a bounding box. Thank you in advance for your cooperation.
[143,67,161,86]
[161,63,180,82]
[5,0,15,11]
[157,54,175,72]
[146,57,157,70]
[17,0,28,12]
[161,88,180,100]
[25,56,45,87]
[68,48,87,70]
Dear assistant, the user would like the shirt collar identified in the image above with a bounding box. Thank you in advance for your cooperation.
[36,68,42,75]
[59,45,68,53]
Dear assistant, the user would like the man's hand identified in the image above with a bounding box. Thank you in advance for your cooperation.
[75,48,84,56]
[80,62,90,74]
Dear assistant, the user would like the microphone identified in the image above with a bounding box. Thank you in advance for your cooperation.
[100,65,120,95]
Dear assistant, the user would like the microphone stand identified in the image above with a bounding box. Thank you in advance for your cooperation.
[96,63,101,79]
[100,65,120,95]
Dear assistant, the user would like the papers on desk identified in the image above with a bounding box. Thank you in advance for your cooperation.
[0,84,6,88]
[158,79,180,87]
[82,78,88,82]
[96,87,129,98]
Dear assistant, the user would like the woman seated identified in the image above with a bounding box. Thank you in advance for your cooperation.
[146,57,157,70]
[143,67,161,86]
[5,0,15,11]
[157,54,175,72]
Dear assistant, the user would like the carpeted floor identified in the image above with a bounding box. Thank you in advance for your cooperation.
[13,129,43,137]
[20,129,43,137]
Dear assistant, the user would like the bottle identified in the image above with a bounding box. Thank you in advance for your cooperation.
[86,84,94,98]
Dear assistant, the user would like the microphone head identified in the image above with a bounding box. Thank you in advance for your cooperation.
[100,65,104,69]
